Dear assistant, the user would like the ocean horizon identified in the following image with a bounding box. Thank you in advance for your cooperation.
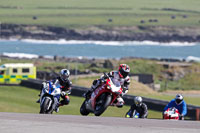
[0,39,200,61]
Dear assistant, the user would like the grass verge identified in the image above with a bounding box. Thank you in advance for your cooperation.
[0,85,162,119]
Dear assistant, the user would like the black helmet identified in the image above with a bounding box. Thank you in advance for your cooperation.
[60,69,70,82]
[118,64,130,78]
[175,94,183,105]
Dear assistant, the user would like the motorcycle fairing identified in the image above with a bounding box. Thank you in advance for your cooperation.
[90,78,122,109]
[40,81,61,113]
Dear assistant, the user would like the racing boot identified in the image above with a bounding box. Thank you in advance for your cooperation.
[84,89,93,99]
[115,97,124,108]
[116,101,124,108]
[36,99,40,103]
[36,94,41,103]
[55,103,62,113]
[55,107,59,113]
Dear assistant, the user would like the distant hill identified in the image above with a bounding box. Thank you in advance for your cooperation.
[1,0,200,42]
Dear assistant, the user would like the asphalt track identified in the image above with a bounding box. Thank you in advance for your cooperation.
[0,112,200,133]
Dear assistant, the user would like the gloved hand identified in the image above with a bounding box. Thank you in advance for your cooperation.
[42,82,48,89]
[61,91,66,96]
[121,89,128,96]
[100,78,106,83]
[126,114,130,118]
[103,73,110,79]
[66,89,71,95]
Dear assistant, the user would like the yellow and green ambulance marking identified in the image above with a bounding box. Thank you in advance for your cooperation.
[0,63,36,84]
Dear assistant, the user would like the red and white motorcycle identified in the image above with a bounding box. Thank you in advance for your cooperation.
[80,73,123,116]
[163,107,180,120]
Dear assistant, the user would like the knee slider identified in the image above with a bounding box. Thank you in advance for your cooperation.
[61,96,70,105]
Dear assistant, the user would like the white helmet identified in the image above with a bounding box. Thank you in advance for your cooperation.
[134,96,142,106]
[175,94,183,105]
[60,69,70,81]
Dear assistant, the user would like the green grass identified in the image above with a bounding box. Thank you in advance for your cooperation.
[0,85,162,118]
[166,73,200,90]
[0,0,200,28]
[0,85,39,113]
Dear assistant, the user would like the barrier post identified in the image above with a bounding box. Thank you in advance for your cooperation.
[196,108,200,121]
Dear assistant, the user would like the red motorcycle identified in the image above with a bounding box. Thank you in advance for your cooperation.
[163,107,180,120]
[80,73,123,116]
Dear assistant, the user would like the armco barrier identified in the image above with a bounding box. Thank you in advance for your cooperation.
[20,79,200,120]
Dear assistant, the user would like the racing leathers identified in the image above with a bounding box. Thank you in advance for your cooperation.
[164,99,187,120]
[86,71,130,107]
[126,103,148,118]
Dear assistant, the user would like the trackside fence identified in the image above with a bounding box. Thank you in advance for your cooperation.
[20,79,200,120]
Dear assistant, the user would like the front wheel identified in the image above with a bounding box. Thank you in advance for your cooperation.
[94,94,112,116]
[40,97,52,114]
[80,100,90,116]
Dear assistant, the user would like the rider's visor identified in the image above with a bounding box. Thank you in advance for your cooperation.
[175,99,183,104]
[61,75,69,81]
[135,101,141,106]
[119,70,129,78]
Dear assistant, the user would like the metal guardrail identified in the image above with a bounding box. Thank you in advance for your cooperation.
[20,79,200,120]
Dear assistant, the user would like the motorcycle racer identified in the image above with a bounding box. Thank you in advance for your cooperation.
[125,96,148,118]
[37,69,72,113]
[85,64,130,108]
[163,94,187,120]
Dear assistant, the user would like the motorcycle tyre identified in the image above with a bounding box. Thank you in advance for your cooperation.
[80,100,90,116]
[40,97,51,114]
[94,94,112,116]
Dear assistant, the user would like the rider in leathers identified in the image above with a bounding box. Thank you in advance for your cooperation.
[163,94,187,120]
[85,64,130,107]
[125,96,148,118]
[38,69,72,112]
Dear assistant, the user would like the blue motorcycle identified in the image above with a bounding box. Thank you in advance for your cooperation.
[39,81,61,114]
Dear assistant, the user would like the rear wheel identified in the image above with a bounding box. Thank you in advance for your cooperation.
[94,94,112,116]
[80,100,90,116]
[40,97,51,114]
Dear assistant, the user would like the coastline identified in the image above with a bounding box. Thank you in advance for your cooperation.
[1,23,200,62]
[1,41,200,62]
[1,38,197,46]
[0,38,200,62]
[1,23,200,43]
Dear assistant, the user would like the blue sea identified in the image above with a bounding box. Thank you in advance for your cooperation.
[0,39,200,61]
